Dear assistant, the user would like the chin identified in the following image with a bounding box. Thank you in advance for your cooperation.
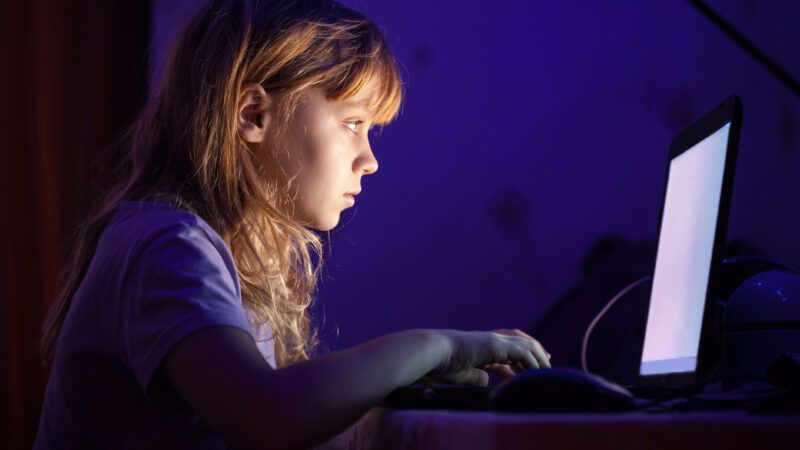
[294,207,340,231]
[310,215,340,232]
[312,223,336,232]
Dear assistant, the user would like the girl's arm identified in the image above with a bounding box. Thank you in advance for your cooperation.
[163,326,549,450]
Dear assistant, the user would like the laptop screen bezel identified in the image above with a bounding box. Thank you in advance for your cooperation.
[637,95,742,386]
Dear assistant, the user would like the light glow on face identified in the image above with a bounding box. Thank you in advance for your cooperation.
[271,79,381,231]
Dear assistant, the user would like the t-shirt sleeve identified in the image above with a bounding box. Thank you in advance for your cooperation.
[120,217,253,402]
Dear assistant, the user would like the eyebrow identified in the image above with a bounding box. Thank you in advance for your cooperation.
[341,99,378,116]
[342,98,371,108]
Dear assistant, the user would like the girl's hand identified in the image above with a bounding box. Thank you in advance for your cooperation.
[483,329,552,380]
[427,329,551,386]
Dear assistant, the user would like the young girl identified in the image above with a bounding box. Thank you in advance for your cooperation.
[34,0,550,448]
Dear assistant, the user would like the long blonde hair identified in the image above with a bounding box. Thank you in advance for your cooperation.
[40,0,403,367]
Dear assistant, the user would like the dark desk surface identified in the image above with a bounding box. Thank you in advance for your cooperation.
[316,407,800,450]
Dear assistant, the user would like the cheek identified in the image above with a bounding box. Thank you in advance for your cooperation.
[285,118,350,205]
[290,153,333,205]
[300,135,347,191]
[298,161,339,203]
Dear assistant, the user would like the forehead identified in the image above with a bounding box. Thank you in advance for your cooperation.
[292,76,383,119]
[335,77,382,113]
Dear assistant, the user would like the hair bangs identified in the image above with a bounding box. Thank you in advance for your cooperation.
[322,26,403,126]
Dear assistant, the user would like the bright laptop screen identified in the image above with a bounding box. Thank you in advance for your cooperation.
[640,123,731,376]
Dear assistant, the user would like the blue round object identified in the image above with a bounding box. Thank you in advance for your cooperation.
[724,270,800,386]
[726,270,800,326]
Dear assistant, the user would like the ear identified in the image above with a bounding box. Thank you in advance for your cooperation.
[237,82,272,143]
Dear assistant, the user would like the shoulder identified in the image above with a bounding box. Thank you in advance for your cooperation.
[110,200,220,245]
[106,201,240,295]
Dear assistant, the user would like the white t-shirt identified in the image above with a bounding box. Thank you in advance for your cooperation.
[34,201,276,449]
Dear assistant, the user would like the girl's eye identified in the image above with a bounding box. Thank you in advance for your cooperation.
[345,120,363,133]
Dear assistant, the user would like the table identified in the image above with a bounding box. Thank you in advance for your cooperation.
[316,408,800,450]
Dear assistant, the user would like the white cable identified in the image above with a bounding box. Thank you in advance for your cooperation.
[580,275,652,374]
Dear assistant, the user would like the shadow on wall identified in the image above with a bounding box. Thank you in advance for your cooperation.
[485,184,549,299]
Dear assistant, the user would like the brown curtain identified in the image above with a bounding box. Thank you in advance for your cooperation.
[1,1,150,448]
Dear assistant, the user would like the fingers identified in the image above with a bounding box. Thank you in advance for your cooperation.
[515,344,542,370]
[528,338,551,369]
[483,363,516,379]
[494,330,552,369]
[493,328,532,339]
[493,336,550,370]
[468,368,490,387]
[445,368,489,387]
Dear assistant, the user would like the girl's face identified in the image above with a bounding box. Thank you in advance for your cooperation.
[240,78,381,231]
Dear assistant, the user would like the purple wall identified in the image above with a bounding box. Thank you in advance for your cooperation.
[151,0,800,352]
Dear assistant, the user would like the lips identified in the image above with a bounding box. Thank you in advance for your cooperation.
[344,189,361,196]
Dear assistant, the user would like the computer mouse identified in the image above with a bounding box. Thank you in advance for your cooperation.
[488,366,636,413]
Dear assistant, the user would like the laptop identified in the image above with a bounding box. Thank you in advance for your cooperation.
[639,94,741,386]
[382,95,743,410]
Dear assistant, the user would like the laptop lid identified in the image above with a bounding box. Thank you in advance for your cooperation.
[639,95,742,384]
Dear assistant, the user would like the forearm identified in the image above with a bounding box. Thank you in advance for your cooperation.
[166,326,545,449]
[253,329,449,448]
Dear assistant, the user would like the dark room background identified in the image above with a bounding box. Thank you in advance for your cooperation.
[2,0,799,448]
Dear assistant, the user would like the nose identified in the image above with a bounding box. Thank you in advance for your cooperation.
[354,139,379,175]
